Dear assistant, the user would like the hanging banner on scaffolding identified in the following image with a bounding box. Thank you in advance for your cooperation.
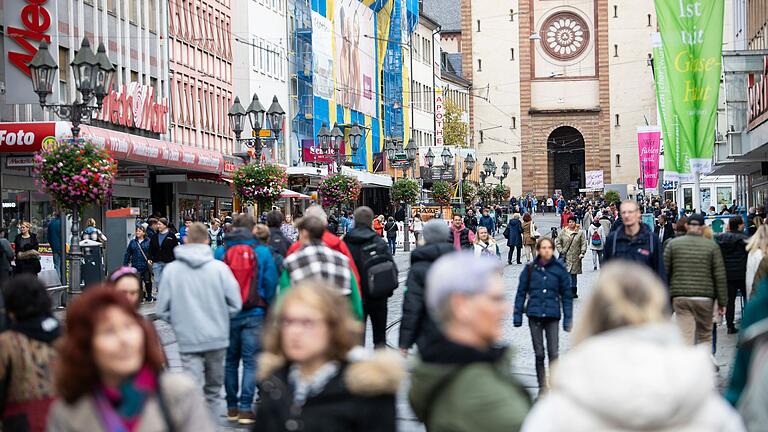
[652,0,724,181]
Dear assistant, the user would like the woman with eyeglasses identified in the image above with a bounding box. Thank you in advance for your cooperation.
[47,287,215,431]
[255,282,403,432]
[14,221,40,276]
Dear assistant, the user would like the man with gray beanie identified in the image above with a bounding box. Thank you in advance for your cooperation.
[399,220,455,354]
[408,252,531,432]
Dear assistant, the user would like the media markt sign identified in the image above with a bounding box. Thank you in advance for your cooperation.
[95,82,169,134]
[748,56,768,130]
[3,0,59,104]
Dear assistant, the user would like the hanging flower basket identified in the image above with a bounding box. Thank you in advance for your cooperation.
[391,178,419,206]
[431,180,452,207]
[477,184,494,203]
[493,183,511,203]
[33,139,117,209]
[318,174,361,207]
[232,162,288,208]
[462,180,478,206]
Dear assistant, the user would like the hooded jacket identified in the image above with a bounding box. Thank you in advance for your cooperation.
[268,226,291,257]
[478,214,495,234]
[398,242,455,351]
[504,218,523,247]
[514,258,572,328]
[344,227,395,300]
[254,350,404,432]
[156,243,242,353]
[522,324,745,432]
[409,336,531,432]
[716,231,749,281]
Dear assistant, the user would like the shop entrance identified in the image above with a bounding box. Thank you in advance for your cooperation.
[547,126,585,199]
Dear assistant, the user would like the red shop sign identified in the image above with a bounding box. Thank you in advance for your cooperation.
[0,122,54,152]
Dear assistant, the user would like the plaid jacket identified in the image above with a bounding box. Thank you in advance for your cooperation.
[283,242,352,295]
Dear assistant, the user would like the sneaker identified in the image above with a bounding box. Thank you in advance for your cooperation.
[727,327,739,335]
[593,266,598,271]
[238,411,256,425]
[226,408,239,422]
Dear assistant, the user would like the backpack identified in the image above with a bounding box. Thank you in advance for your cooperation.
[591,230,602,246]
[361,241,399,299]
[223,244,267,311]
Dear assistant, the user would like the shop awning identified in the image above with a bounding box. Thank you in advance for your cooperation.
[281,189,311,199]
[0,121,225,174]
[285,165,392,188]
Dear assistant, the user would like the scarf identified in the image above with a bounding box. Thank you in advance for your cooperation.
[95,365,158,432]
[9,314,61,343]
[288,362,340,406]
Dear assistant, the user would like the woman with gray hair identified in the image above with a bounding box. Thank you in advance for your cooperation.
[521,262,745,432]
[409,252,531,432]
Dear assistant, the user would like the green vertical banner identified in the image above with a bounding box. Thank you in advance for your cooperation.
[653,0,724,181]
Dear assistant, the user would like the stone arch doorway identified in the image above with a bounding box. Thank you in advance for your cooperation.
[547,126,585,199]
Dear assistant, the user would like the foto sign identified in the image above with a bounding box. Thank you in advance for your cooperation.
[3,0,59,104]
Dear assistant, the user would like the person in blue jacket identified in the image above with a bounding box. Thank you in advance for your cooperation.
[123,225,153,302]
[47,213,62,275]
[514,237,573,392]
[504,213,524,265]
[213,215,278,424]
[478,208,496,236]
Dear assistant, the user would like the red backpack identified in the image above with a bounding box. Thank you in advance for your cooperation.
[223,244,266,310]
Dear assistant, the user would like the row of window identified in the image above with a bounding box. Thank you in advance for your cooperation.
[253,0,284,14]
[168,0,233,60]
[411,33,434,66]
[170,73,233,141]
[413,129,434,147]
[251,38,286,80]
[612,5,654,27]
[444,88,469,114]
[170,39,232,83]
[411,80,434,113]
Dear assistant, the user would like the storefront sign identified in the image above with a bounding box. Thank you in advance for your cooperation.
[653,0,724,180]
[96,82,169,134]
[748,56,768,130]
[435,88,445,145]
[637,126,662,189]
[6,155,34,167]
[301,138,344,163]
[0,122,54,152]
[3,0,59,104]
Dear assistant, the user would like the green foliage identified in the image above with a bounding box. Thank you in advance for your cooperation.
[233,163,288,208]
[462,180,478,206]
[493,184,511,203]
[477,184,494,203]
[604,190,621,205]
[443,99,469,147]
[391,178,420,205]
[431,180,452,206]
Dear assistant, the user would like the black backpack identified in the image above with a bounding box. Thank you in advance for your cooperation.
[361,241,399,299]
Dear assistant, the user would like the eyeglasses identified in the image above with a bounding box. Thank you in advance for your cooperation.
[278,316,325,331]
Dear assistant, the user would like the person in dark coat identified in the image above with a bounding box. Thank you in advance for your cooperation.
[464,209,479,233]
[345,207,397,348]
[14,221,40,276]
[716,216,749,334]
[0,227,15,286]
[514,237,572,390]
[504,213,524,265]
[266,210,291,257]
[255,283,402,432]
[46,214,62,275]
[123,225,153,302]
[654,214,676,245]
[478,208,496,236]
[603,201,666,283]
[399,221,454,354]
[449,215,475,251]
[148,217,178,288]
[384,217,398,255]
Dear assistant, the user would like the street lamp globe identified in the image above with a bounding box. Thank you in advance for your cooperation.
[227,96,246,138]
[465,153,475,174]
[502,161,510,177]
[384,138,396,161]
[70,37,100,100]
[330,123,344,151]
[28,40,58,105]
[483,157,492,176]
[267,96,285,136]
[349,123,363,154]
[406,138,417,163]
[441,147,453,168]
[246,94,265,133]
[490,160,498,176]
[317,123,330,152]
[94,43,115,108]
[425,147,435,168]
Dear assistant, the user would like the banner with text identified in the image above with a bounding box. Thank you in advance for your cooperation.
[637,126,662,189]
[653,0,724,180]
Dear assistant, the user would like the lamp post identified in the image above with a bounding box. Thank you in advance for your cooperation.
[228,94,284,165]
[28,37,116,297]
[495,161,510,184]
[400,139,417,252]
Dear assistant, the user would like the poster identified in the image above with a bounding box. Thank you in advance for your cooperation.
[637,126,662,189]
[653,0,725,180]
[334,0,376,117]
[312,12,334,100]
[585,170,604,190]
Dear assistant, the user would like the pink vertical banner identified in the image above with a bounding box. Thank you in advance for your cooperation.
[637,126,662,190]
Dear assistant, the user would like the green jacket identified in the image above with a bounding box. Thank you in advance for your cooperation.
[663,233,727,306]
[726,277,768,406]
[409,347,531,432]
[277,270,363,320]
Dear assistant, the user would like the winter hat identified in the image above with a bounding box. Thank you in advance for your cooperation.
[422,220,450,244]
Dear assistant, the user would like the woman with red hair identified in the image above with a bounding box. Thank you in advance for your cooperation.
[46,287,214,431]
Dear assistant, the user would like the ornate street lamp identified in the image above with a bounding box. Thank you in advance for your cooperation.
[501,161,510,178]
[348,123,363,154]
[228,96,246,138]
[267,95,285,134]
[229,94,284,164]
[441,147,453,171]
[425,147,435,168]
[464,153,475,176]
[317,123,331,152]
[384,138,396,161]
[29,36,117,297]
[246,94,265,133]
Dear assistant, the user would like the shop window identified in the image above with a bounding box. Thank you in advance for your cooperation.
[717,187,733,206]
[684,187,693,211]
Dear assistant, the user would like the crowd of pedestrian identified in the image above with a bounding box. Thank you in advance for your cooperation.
[2,194,768,432]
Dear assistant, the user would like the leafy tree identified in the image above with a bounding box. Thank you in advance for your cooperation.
[443,99,469,147]
[391,178,419,205]
[477,184,494,204]
[605,190,621,206]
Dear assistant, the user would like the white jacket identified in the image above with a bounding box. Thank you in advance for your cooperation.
[746,249,763,298]
[586,223,605,251]
[522,323,745,432]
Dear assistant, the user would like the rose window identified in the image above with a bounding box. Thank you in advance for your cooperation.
[541,12,590,60]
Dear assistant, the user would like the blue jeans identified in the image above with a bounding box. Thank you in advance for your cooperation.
[225,314,263,411]
[152,262,166,288]
[387,237,397,255]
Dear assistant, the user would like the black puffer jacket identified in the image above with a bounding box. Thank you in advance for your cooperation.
[398,242,455,351]
[716,231,748,281]
[268,227,291,257]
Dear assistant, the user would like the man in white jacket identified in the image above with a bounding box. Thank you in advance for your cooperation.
[156,222,242,410]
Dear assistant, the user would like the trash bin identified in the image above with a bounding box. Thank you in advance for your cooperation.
[80,239,104,288]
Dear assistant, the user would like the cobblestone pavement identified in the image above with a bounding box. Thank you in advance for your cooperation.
[151,213,741,431]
